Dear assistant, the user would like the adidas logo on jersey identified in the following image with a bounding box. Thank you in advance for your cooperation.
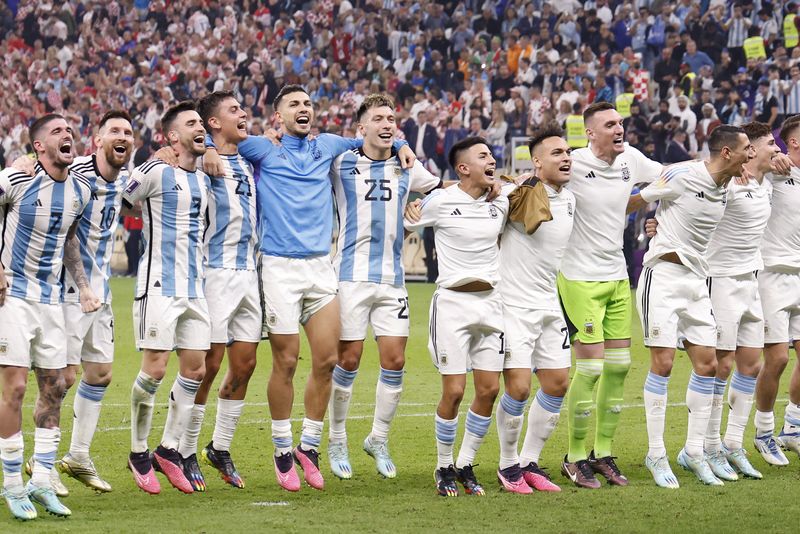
[277,152,287,160]
[695,191,705,199]
[91,192,99,201]
[349,167,361,175]
[745,192,753,199]
[450,208,462,216]
[172,184,183,191]
[585,171,596,179]
[32,198,43,207]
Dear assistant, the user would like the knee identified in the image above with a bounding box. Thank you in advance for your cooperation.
[716,358,734,379]
[651,355,674,377]
[441,385,465,409]
[338,346,362,372]
[205,357,222,379]
[474,381,500,404]
[694,358,717,377]
[44,375,67,405]
[380,351,405,371]
[91,368,113,387]
[545,377,570,399]
[504,380,530,402]
[272,351,299,377]
[314,353,338,378]
[2,380,27,408]
[232,355,257,380]
[738,360,761,378]
[182,360,206,382]
[63,366,78,390]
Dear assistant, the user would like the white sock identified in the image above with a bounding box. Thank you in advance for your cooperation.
[456,410,492,469]
[161,375,201,450]
[212,398,244,451]
[704,378,726,453]
[783,402,800,434]
[178,404,206,458]
[496,393,526,469]
[0,432,24,490]
[32,427,60,488]
[69,381,107,460]
[644,372,670,459]
[371,367,404,443]
[686,372,715,458]
[724,371,757,450]
[519,390,563,466]
[272,419,293,455]
[434,413,458,469]
[754,410,775,437]
[131,371,161,453]
[329,365,357,443]
[300,418,324,452]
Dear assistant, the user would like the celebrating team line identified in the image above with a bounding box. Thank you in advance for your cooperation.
[1,86,800,520]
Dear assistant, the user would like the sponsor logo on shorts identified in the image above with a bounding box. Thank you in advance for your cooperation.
[148,327,158,339]
[584,322,594,335]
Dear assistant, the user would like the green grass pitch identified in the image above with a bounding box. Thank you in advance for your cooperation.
[8,278,799,533]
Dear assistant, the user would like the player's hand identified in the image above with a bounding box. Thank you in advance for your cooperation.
[770,152,793,176]
[79,287,102,313]
[202,148,225,177]
[398,145,416,169]
[0,268,7,307]
[645,218,658,238]
[404,199,422,222]
[264,128,283,146]
[11,155,35,176]
[486,180,502,201]
[153,146,179,167]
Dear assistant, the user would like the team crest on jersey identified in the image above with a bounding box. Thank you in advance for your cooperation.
[0,340,7,354]
[125,179,141,195]
[584,322,594,335]
[311,147,322,160]
[489,205,498,218]
[567,202,573,216]
[72,197,80,211]
[393,167,402,176]
[621,164,631,182]
[148,327,158,339]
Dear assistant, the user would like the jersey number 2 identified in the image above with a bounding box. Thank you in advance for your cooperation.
[365,179,392,202]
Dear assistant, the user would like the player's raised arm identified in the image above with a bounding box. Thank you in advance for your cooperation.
[319,133,415,168]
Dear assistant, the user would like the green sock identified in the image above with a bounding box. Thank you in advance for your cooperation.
[594,348,631,458]
[567,359,604,463]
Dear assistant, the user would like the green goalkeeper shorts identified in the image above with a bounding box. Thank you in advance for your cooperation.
[556,273,632,344]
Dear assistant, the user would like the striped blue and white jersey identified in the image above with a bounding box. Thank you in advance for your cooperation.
[204,154,258,271]
[332,149,441,286]
[123,160,210,299]
[0,163,91,305]
[62,155,127,304]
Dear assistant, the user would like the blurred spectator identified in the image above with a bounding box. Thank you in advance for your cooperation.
[664,128,692,163]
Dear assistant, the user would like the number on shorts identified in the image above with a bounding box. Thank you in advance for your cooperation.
[561,327,570,350]
[397,297,409,319]
[499,332,505,354]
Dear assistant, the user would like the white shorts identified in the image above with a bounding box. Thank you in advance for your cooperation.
[64,303,115,365]
[708,272,764,350]
[636,262,717,348]
[260,255,338,335]
[428,287,505,375]
[503,305,571,371]
[0,296,65,369]
[339,281,409,340]
[133,295,211,351]
[205,268,262,344]
[759,269,800,344]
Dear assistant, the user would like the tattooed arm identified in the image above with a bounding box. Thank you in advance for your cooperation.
[64,221,101,313]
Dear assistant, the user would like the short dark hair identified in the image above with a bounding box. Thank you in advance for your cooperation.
[741,121,773,142]
[448,136,491,170]
[98,110,132,130]
[356,94,395,122]
[583,102,616,123]
[197,91,236,127]
[273,84,308,109]
[708,124,746,153]
[528,124,566,155]
[29,113,65,143]
[780,114,800,144]
[161,100,197,136]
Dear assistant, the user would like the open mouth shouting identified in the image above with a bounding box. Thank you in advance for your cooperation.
[59,139,73,155]
[378,132,393,142]
[113,143,129,156]
[612,134,624,150]
[237,120,247,134]
[559,162,572,175]
[296,114,310,126]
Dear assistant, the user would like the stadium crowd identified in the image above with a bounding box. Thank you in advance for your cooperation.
[2,0,800,175]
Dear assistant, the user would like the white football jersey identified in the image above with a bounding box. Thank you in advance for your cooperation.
[641,161,728,278]
[560,144,662,281]
[761,168,800,272]
[332,150,441,286]
[706,176,771,277]
[204,154,258,271]
[123,160,210,298]
[62,155,127,304]
[0,163,91,304]
[499,183,575,309]
[404,184,508,289]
